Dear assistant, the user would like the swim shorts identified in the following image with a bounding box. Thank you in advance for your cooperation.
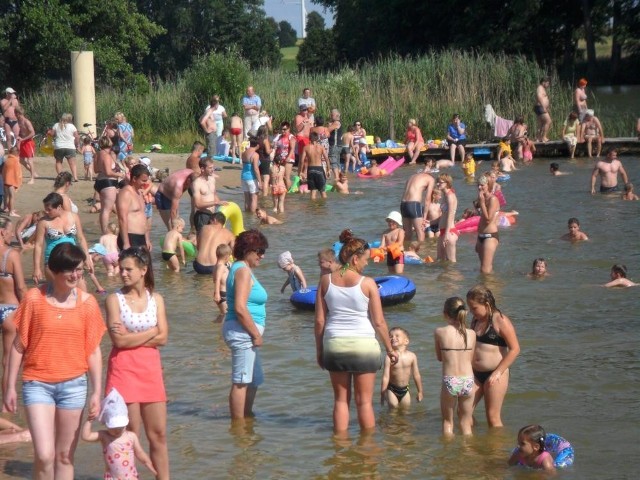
[19,139,36,158]
[307,166,326,192]
[230,127,242,136]
[154,190,172,210]
[386,251,404,267]
[400,201,423,219]
[600,184,619,193]
[54,148,77,161]
[534,105,546,116]
[193,259,215,274]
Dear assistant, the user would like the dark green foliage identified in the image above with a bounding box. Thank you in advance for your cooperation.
[296,10,336,73]
[278,20,298,47]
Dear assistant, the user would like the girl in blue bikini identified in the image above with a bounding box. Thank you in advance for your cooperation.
[467,285,520,428]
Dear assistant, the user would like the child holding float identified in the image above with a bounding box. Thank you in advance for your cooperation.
[380,211,405,274]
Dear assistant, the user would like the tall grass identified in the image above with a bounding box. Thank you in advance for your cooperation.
[21,51,634,152]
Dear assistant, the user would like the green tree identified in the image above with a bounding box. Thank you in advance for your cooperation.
[296,11,336,72]
[306,11,326,31]
[279,20,298,47]
[0,0,163,90]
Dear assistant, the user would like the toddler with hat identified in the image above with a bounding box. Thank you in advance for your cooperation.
[82,388,157,479]
[278,250,307,293]
[381,211,405,274]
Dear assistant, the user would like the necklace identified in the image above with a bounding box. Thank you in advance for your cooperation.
[46,285,77,318]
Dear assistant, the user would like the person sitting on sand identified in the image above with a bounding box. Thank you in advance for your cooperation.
[621,183,639,201]
[15,210,44,249]
[603,264,638,287]
[560,217,589,242]
[0,417,31,445]
[255,208,282,225]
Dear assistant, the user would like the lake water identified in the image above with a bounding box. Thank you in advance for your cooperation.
[1,155,638,479]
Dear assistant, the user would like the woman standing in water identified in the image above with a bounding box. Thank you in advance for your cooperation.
[475,174,501,274]
[467,285,520,428]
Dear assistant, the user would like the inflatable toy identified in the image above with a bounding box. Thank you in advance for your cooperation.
[454,212,518,234]
[332,240,382,259]
[496,174,511,182]
[357,156,405,178]
[290,275,416,311]
[219,201,244,235]
[159,238,197,258]
[512,433,574,468]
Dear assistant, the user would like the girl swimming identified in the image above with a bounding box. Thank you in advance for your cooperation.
[508,424,556,472]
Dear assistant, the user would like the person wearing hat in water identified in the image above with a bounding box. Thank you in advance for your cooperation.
[381,211,405,274]
[82,388,157,479]
[1,87,20,141]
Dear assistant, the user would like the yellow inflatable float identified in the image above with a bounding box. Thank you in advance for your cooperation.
[219,201,244,235]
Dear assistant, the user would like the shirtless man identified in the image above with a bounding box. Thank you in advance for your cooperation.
[295,104,312,160]
[299,131,329,200]
[199,108,217,159]
[590,148,628,194]
[192,157,226,234]
[155,168,194,230]
[193,211,235,274]
[327,109,342,180]
[400,171,435,242]
[534,77,551,142]
[185,141,205,231]
[116,164,151,250]
[1,88,20,141]
[15,107,37,183]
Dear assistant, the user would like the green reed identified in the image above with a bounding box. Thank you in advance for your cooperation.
[20,51,633,152]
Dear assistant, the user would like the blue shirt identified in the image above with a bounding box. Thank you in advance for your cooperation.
[448,122,466,141]
[225,261,268,326]
[242,94,262,112]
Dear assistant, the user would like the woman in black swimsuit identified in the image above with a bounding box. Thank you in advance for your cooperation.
[94,136,125,234]
[466,285,520,428]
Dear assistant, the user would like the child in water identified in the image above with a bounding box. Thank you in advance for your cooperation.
[317,248,340,275]
[380,327,423,409]
[278,251,307,293]
[549,162,570,176]
[621,182,639,200]
[560,217,589,242]
[99,222,120,276]
[434,297,476,435]
[162,217,186,272]
[213,244,232,322]
[508,424,556,472]
[82,388,157,479]
[381,211,405,274]
[529,257,548,278]
[603,264,638,287]
[461,153,476,177]
[255,207,282,225]
[270,158,287,212]
[522,136,536,162]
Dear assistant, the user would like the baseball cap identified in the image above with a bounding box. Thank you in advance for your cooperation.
[299,104,308,111]
[5,87,16,94]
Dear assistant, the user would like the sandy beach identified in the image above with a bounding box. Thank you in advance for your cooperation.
[11,153,243,272]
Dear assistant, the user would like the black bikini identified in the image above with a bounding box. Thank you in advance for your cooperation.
[472,315,507,384]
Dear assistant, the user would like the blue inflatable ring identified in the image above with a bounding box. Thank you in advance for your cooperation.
[513,433,574,468]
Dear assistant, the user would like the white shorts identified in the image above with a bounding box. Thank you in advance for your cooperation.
[242,179,259,194]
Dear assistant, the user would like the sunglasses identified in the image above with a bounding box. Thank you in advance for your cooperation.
[255,248,266,255]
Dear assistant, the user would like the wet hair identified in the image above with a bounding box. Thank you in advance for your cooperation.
[48,243,86,273]
[43,192,64,209]
[518,425,546,453]
[443,297,469,349]
[550,162,559,171]
[53,171,73,189]
[309,131,319,143]
[389,326,410,340]
[606,147,618,156]
[233,229,268,260]
[567,217,580,226]
[119,247,155,292]
[438,173,453,189]
[531,258,546,274]
[338,230,369,265]
[130,164,149,179]
[624,182,634,193]
[192,141,205,151]
[611,264,627,278]
[466,285,501,321]
[216,243,232,259]
[211,211,226,225]
[98,136,112,149]
[409,241,420,252]
[315,115,324,126]
[317,248,336,263]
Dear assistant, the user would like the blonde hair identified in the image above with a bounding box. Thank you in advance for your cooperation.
[216,243,232,258]
[107,222,119,234]
[443,297,469,348]
[60,113,73,127]
[438,173,453,189]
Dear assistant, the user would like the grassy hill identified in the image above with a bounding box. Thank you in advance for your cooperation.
[280,39,302,72]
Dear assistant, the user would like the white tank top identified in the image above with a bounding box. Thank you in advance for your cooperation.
[116,289,157,333]
[323,275,374,338]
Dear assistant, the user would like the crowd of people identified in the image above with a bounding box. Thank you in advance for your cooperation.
[0,81,637,478]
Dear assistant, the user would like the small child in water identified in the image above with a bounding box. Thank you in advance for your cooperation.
[522,136,536,162]
[529,257,548,278]
[499,150,518,172]
[82,388,157,479]
[461,153,476,177]
[255,207,282,225]
[99,222,120,276]
[381,211,405,274]
[270,158,287,212]
[508,424,556,472]
[162,217,186,272]
[549,162,570,176]
[434,297,476,435]
[278,251,307,293]
[561,217,589,242]
[213,244,232,322]
[404,241,422,262]
[317,248,340,275]
[603,264,638,287]
[380,327,423,409]
[621,182,639,200]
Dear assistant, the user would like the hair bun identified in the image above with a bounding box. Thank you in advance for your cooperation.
[339,229,354,243]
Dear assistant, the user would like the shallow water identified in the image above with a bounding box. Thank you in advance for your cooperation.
[1,156,639,479]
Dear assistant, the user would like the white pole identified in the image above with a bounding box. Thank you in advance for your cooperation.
[70,51,97,136]
[301,0,307,38]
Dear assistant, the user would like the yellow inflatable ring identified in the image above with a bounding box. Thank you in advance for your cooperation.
[219,201,245,236]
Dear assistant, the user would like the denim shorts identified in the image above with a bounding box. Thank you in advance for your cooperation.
[22,374,88,409]
[223,321,265,387]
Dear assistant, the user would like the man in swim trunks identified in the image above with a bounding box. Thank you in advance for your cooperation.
[299,132,329,200]
[534,77,551,142]
[156,168,194,230]
[193,212,235,274]
[294,104,312,162]
[192,157,227,234]
[400,171,435,242]
[590,148,628,194]
[116,164,151,250]
[1,88,20,141]
[15,107,37,184]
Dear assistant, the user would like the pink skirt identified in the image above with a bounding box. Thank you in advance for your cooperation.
[106,346,166,403]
